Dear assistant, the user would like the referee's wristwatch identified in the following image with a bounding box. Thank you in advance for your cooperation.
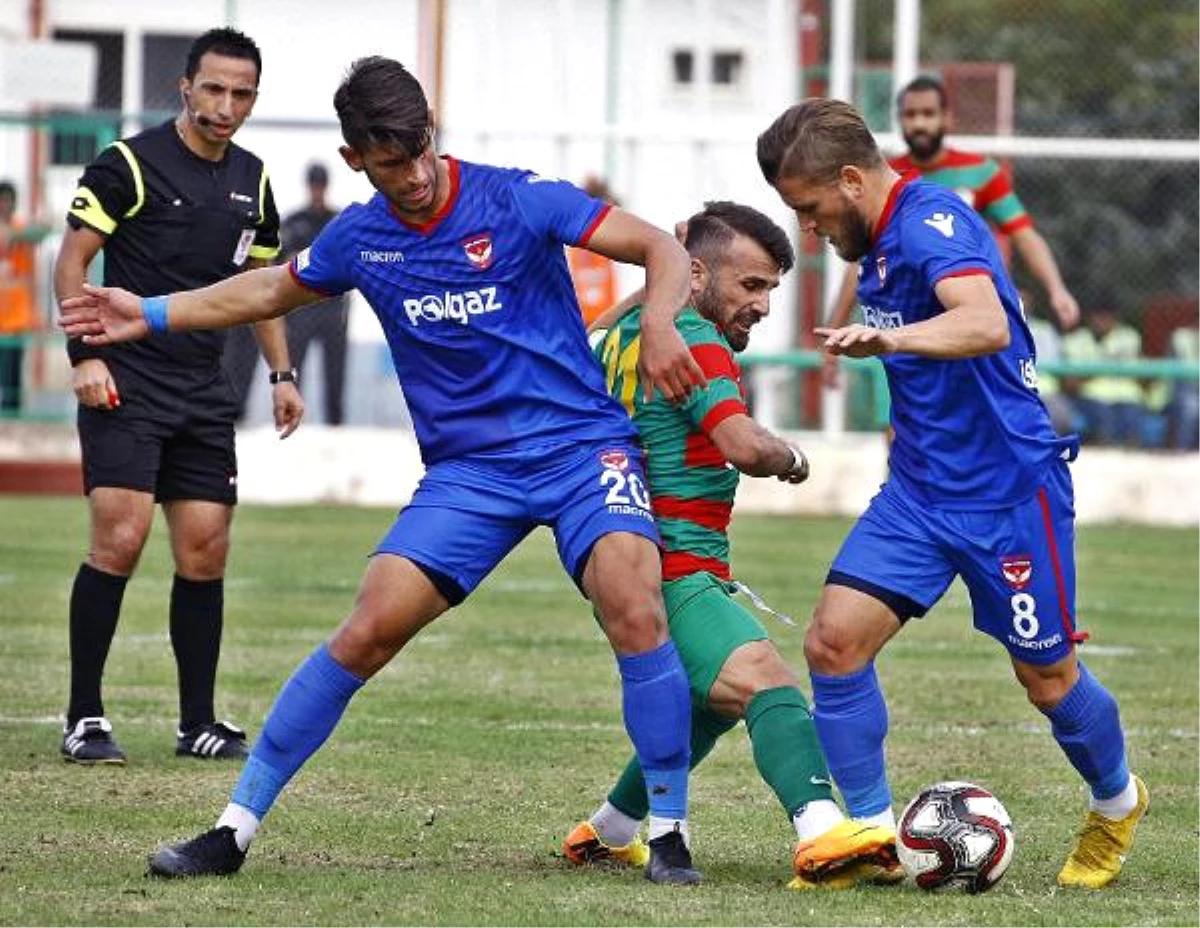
[268,368,298,385]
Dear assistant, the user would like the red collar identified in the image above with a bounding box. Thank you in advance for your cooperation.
[871,173,916,248]
[390,155,460,234]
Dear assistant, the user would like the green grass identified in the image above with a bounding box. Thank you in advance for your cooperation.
[0,496,1196,926]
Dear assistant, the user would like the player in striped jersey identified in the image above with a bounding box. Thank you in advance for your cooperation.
[563,202,899,890]
[823,74,1079,392]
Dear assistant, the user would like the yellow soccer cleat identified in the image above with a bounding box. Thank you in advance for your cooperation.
[563,820,650,868]
[788,819,902,890]
[1058,775,1149,889]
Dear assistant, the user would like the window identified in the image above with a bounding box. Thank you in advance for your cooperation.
[711,51,744,87]
[672,49,695,86]
[669,48,747,95]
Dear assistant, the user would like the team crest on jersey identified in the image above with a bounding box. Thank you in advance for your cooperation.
[599,449,629,472]
[1000,555,1033,590]
[462,232,494,269]
[876,255,887,283]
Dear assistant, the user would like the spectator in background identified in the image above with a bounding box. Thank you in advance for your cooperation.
[1023,289,1078,436]
[225,163,348,424]
[0,181,43,413]
[1062,306,1148,447]
[278,162,349,424]
[568,175,620,327]
[823,74,1080,390]
[1166,325,1199,450]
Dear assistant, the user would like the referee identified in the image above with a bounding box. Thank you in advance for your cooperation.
[53,27,304,765]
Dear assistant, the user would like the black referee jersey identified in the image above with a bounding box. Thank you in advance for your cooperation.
[65,120,280,372]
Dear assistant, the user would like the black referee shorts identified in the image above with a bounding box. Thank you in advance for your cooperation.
[77,366,239,504]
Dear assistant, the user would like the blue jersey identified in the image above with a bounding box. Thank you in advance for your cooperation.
[856,176,1076,509]
[291,156,637,464]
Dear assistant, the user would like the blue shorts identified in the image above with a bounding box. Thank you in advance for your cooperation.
[377,440,659,605]
[828,461,1085,664]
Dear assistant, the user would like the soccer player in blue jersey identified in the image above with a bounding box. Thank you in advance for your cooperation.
[60,56,708,885]
[756,99,1148,890]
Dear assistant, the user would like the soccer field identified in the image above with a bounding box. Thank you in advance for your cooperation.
[0,496,1196,927]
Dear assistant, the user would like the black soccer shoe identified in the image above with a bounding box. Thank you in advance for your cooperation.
[61,716,127,765]
[645,828,703,885]
[148,826,246,878]
[175,720,249,759]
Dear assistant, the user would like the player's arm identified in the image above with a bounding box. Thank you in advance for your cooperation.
[245,258,294,373]
[816,274,1009,360]
[584,208,705,403]
[586,288,644,336]
[59,264,320,345]
[820,264,861,386]
[709,413,809,484]
[586,218,689,337]
[980,160,1080,332]
[54,223,123,409]
[1010,226,1080,330]
[53,222,104,319]
[242,257,305,439]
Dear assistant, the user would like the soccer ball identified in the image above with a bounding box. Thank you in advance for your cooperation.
[896,781,1015,893]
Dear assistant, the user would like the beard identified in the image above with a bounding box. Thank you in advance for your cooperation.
[902,127,944,161]
[832,207,873,262]
[694,280,750,352]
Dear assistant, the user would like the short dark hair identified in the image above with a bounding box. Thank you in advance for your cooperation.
[306,162,329,187]
[684,201,794,275]
[185,28,262,83]
[0,180,15,202]
[334,56,432,156]
[757,98,884,186]
[897,74,947,111]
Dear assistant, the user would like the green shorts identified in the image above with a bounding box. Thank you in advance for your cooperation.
[663,572,769,704]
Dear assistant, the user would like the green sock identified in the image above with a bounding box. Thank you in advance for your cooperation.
[607,704,736,820]
[746,685,834,819]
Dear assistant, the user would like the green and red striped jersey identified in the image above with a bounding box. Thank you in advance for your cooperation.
[890,148,1032,236]
[595,306,748,581]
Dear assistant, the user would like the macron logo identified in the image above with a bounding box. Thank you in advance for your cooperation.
[924,212,956,237]
[360,249,406,263]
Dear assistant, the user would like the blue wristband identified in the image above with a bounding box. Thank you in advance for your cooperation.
[143,295,170,333]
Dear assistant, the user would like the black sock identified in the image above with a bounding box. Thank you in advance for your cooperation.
[67,563,128,726]
[169,575,224,732]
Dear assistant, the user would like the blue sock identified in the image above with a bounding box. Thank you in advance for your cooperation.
[616,640,691,820]
[232,643,365,818]
[810,662,892,818]
[1044,661,1129,800]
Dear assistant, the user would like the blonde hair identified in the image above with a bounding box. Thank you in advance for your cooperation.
[757,98,884,186]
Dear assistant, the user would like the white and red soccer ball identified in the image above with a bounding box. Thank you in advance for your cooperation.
[897,781,1015,893]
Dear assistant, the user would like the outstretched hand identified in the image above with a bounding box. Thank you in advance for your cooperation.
[814,324,897,359]
[638,321,707,404]
[59,284,150,345]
